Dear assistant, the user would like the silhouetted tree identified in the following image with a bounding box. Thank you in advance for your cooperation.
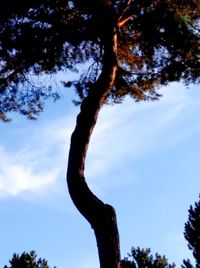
[183,195,200,268]
[121,247,175,268]
[1,1,200,267]
[182,259,194,268]
[3,251,56,268]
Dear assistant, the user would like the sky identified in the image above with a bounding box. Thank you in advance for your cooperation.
[0,80,200,268]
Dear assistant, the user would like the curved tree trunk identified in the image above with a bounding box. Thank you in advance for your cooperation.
[66,19,121,268]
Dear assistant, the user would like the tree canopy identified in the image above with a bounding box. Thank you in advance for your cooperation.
[1,1,200,267]
[121,194,200,268]
[3,251,56,268]
[183,195,200,268]
[0,0,199,120]
[121,247,175,268]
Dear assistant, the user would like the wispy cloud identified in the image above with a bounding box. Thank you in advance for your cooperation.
[0,115,75,198]
[0,145,60,197]
[85,84,200,191]
[1,83,199,198]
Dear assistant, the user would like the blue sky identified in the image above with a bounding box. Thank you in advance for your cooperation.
[0,81,200,268]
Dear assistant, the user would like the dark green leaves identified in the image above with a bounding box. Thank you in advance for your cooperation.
[184,195,200,267]
[3,250,56,268]
[0,0,199,119]
[121,247,176,268]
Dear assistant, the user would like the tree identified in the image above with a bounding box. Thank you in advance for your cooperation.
[121,195,200,268]
[3,251,56,268]
[0,1,200,267]
[121,247,175,268]
[183,195,200,268]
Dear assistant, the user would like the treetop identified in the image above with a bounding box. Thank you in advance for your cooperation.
[0,0,199,120]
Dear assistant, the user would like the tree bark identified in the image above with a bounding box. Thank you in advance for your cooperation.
[66,19,121,268]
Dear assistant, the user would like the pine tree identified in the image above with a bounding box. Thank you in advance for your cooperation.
[1,1,200,267]
[121,247,175,268]
[3,251,56,268]
[184,195,200,268]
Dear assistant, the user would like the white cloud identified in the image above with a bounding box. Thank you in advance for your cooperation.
[0,146,60,197]
[0,115,76,198]
[1,83,200,198]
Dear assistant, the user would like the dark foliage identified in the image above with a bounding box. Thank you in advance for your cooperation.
[3,251,56,268]
[183,195,200,268]
[3,194,200,268]
[122,195,200,268]
[121,247,175,268]
[182,259,195,268]
[0,0,199,120]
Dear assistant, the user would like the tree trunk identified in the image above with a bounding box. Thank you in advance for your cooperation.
[66,20,121,268]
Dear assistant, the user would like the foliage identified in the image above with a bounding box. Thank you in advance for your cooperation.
[3,196,200,268]
[183,195,200,268]
[0,0,199,120]
[122,194,200,268]
[182,259,194,268]
[121,247,176,268]
[3,251,56,268]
